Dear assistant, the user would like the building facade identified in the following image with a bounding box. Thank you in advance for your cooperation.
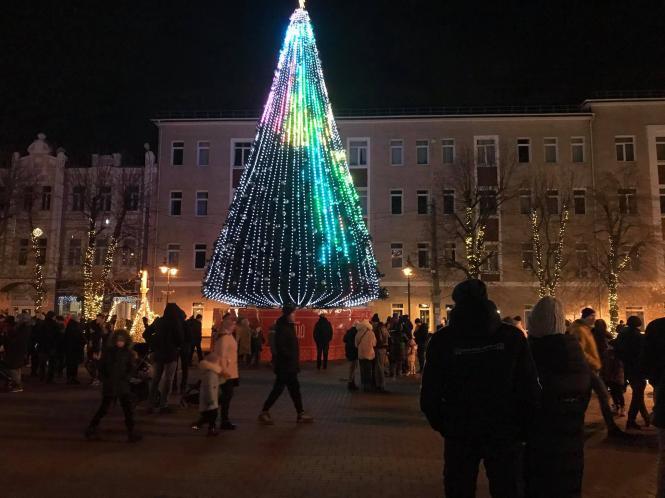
[0,134,157,317]
[150,98,665,330]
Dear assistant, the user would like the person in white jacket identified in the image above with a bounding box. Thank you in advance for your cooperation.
[355,320,376,392]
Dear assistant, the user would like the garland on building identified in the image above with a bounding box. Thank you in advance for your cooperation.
[202,5,380,308]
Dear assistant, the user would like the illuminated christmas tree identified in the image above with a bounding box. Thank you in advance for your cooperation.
[203,2,380,308]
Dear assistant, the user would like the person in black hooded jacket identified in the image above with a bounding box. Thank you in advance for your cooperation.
[643,317,665,498]
[420,279,540,498]
[525,296,591,498]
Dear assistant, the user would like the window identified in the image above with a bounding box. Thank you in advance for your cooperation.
[170,191,182,216]
[416,140,429,165]
[120,241,137,267]
[197,141,210,166]
[441,139,455,164]
[195,191,208,216]
[444,242,456,267]
[171,141,184,166]
[390,243,403,268]
[72,186,85,211]
[391,303,405,316]
[23,187,33,211]
[98,186,111,212]
[476,138,497,166]
[167,243,180,267]
[544,138,558,163]
[94,238,107,265]
[35,238,47,265]
[68,238,82,266]
[481,244,500,273]
[232,141,252,188]
[519,189,532,215]
[657,137,665,162]
[417,190,429,215]
[546,189,559,215]
[41,186,52,210]
[615,136,635,162]
[479,189,497,216]
[349,140,368,166]
[573,244,588,277]
[124,186,140,211]
[390,189,403,215]
[442,189,455,214]
[571,137,585,163]
[573,189,586,215]
[390,139,403,166]
[660,188,665,215]
[417,242,430,269]
[521,242,534,270]
[517,138,531,163]
[17,239,28,266]
[618,188,637,215]
[194,243,207,269]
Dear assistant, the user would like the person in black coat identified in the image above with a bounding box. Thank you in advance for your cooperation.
[85,329,141,442]
[343,325,359,391]
[258,305,313,424]
[313,313,333,370]
[420,279,541,498]
[3,315,30,391]
[614,315,649,430]
[413,318,429,373]
[525,296,591,498]
[36,311,59,383]
[64,317,86,384]
[186,314,203,364]
[642,317,665,497]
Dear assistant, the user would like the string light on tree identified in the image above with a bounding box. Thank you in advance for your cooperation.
[31,227,46,312]
[203,3,380,308]
[529,204,569,298]
[130,270,156,342]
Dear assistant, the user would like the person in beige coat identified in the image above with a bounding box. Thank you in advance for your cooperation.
[235,317,252,366]
[355,320,376,392]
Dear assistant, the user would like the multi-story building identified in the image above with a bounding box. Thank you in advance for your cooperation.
[0,133,157,316]
[150,96,665,330]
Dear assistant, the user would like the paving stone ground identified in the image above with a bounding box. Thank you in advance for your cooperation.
[0,361,659,498]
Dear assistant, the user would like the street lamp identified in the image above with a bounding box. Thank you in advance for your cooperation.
[159,260,178,303]
[402,257,415,319]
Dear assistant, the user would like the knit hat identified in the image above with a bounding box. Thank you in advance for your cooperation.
[529,296,566,338]
[581,307,596,319]
[452,279,488,304]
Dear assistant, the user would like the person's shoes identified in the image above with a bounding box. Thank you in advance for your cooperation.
[207,426,219,437]
[258,411,274,425]
[127,431,143,443]
[297,412,314,424]
[159,406,175,414]
[220,421,236,431]
[84,426,100,440]
[626,421,642,430]
[10,386,24,393]
[347,382,358,391]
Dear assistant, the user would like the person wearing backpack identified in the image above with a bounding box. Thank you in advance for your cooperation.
[343,324,359,391]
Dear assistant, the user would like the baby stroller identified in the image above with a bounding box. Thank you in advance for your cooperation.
[129,355,152,406]
[180,380,201,408]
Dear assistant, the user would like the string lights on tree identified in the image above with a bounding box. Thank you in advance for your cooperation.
[31,227,46,312]
[203,3,380,308]
[529,203,569,298]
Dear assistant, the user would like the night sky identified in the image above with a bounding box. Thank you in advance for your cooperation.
[1,0,664,161]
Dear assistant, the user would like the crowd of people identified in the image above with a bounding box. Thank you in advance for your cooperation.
[420,279,665,497]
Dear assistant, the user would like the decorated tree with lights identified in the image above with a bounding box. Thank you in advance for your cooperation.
[203,2,380,308]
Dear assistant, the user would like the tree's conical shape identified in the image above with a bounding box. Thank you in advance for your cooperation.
[203,7,380,308]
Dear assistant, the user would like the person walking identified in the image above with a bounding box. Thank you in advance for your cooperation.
[86,314,106,386]
[569,308,624,437]
[313,313,333,370]
[343,324,359,391]
[64,316,86,384]
[147,303,185,414]
[84,329,141,442]
[258,306,313,424]
[643,317,665,498]
[3,315,30,392]
[413,318,429,373]
[235,317,252,366]
[525,296,591,498]
[372,314,389,393]
[421,279,540,497]
[614,315,649,430]
[603,341,626,417]
[355,319,376,392]
[186,314,204,365]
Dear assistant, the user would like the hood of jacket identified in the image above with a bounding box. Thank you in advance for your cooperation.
[448,297,501,336]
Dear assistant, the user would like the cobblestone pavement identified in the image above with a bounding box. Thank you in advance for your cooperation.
[0,362,659,498]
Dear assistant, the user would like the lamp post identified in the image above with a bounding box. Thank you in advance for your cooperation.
[159,260,178,303]
[402,257,415,319]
